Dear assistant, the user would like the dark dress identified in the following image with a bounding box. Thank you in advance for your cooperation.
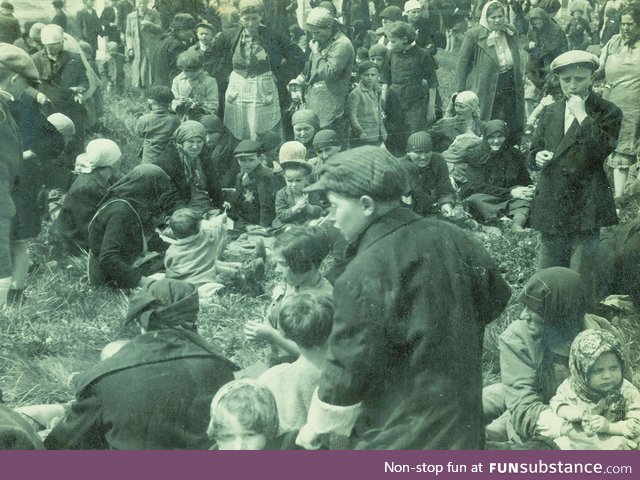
[399,153,456,216]
[45,328,236,450]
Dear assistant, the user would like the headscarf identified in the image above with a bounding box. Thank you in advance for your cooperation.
[100,164,173,225]
[173,120,206,146]
[527,7,567,57]
[125,279,199,332]
[569,330,626,420]
[291,109,320,132]
[518,267,588,348]
[446,90,481,118]
[306,7,335,29]
[47,112,75,140]
[74,139,121,173]
[479,1,515,40]
[484,119,508,140]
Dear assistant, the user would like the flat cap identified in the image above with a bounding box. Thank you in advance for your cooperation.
[550,50,599,73]
[234,139,263,157]
[312,129,339,148]
[305,145,408,201]
[0,43,40,84]
[170,13,196,31]
[380,6,402,21]
[176,50,203,71]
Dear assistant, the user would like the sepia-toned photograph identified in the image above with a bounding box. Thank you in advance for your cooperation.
[1,0,640,455]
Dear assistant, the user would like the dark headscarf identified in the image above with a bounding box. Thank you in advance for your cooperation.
[125,279,199,332]
[569,330,626,419]
[519,267,588,348]
[173,120,206,146]
[527,7,567,58]
[99,164,173,226]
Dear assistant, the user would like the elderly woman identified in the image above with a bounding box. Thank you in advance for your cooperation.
[57,139,122,253]
[456,0,524,146]
[428,90,484,153]
[88,164,174,289]
[125,0,163,92]
[212,0,305,142]
[484,267,628,445]
[596,0,640,205]
[153,120,220,212]
[460,120,533,231]
[45,279,237,449]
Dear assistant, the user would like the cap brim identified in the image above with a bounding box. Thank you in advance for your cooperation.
[303,178,327,193]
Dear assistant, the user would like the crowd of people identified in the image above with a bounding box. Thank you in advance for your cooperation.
[1,0,640,450]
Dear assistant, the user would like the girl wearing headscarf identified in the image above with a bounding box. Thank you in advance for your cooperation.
[57,139,122,253]
[460,120,533,231]
[542,329,640,449]
[483,267,629,445]
[153,120,218,212]
[428,90,484,153]
[456,1,524,146]
[45,279,237,449]
[88,164,174,289]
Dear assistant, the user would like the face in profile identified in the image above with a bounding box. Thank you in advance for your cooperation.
[327,191,370,241]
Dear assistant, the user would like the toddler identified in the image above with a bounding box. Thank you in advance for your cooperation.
[136,86,181,164]
[274,142,323,227]
[244,226,333,365]
[207,379,279,450]
[549,329,640,450]
[259,293,333,433]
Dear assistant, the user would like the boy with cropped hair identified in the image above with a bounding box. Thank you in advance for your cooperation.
[135,85,181,164]
[259,293,334,433]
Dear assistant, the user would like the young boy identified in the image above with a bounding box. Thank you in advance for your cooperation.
[347,61,387,148]
[229,140,276,229]
[308,129,341,179]
[135,86,181,164]
[259,293,334,433]
[171,50,219,119]
[367,44,388,70]
[274,144,323,227]
[566,7,591,50]
[296,146,510,450]
[103,41,125,94]
[399,132,455,218]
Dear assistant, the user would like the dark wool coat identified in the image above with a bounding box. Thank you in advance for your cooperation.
[399,153,456,216]
[456,26,524,135]
[229,164,276,228]
[45,329,236,450]
[528,93,622,234]
[151,33,190,88]
[75,7,103,53]
[319,208,511,449]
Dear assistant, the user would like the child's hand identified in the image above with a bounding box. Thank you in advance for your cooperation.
[558,405,586,422]
[244,320,276,343]
[292,195,308,213]
[584,415,609,434]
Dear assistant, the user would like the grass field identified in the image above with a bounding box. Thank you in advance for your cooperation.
[0,41,638,413]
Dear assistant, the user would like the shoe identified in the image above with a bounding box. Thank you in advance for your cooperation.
[254,238,267,262]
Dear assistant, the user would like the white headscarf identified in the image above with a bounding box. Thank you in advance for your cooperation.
[75,139,122,174]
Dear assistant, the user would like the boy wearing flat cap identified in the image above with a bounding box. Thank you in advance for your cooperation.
[229,139,276,229]
[296,145,510,449]
[171,50,219,119]
[0,43,40,308]
[528,50,622,290]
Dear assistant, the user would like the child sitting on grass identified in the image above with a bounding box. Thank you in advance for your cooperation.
[136,86,181,164]
[244,226,332,365]
[274,142,324,228]
[546,329,640,450]
[259,293,333,433]
[207,378,297,450]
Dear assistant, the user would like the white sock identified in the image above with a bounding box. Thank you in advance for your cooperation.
[0,276,12,307]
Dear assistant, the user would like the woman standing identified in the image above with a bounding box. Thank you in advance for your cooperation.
[212,0,305,142]
[597,1,640,206]
[88,164,173,289]
[125,0,163,92]
[456,0,524,146]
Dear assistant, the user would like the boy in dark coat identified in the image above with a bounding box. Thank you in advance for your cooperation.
[45,279,237,450]
[529,50,621,280]
[296,146,510,450]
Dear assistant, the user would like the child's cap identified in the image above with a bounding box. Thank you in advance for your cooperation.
[368,44,388,58]
[147,85,174,104]
[406,132,433,153]
[305,146,408,201]
[356,47,369,60]
[196,21,216,32]
[550,50,599,73]
[199,114,224,133]
[291,109,320,132]
[357,60,379,75]
[177,50,204,71]
[234,139,263,157]
[403,0,422,14]
[379,5,402,21]
[312,129,339,149]
[279,141,307,162]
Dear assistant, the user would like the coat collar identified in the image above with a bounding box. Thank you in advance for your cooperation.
[547,92,600,160]
[347,207,422,257]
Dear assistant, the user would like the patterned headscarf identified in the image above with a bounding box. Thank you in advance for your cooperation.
[173,120,206,145]
[569,329,626,420]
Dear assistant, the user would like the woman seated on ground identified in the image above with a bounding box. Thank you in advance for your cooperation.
[57,139,122,253]
[45,279,237,450]
[459,120,534,232]
[483,267,630,446]
[199,114,239,195]
[88,164,174,289]
[428,91,484,154]
[153,121,221,214]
